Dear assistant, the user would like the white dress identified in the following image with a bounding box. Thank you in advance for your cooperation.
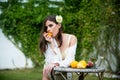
[44,35,77,67]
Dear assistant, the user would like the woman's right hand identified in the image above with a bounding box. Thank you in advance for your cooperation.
[43,63,59,74]
[43,32,53,43]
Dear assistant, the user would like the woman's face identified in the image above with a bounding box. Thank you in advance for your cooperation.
[45,20,60,37]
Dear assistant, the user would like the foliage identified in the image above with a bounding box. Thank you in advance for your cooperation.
[0,0,50,67]
[93,0,120,72]
[62,0,102,60]
[0,0,64,67]
[62,0,120,72]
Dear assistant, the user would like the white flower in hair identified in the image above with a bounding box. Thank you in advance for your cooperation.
[56,15,63,23]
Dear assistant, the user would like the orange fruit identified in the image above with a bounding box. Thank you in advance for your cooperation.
[70,60,78,68]
[47,32,53,37]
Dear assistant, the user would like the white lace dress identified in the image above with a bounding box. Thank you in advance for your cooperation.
[44,35,77,67]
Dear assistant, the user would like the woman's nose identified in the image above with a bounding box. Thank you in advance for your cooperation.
[47,27,51,32]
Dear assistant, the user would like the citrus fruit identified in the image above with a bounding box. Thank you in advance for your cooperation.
[77,62,85,68]
[79,60,87,68]
[47,32,53,37]
[70,60,78,68]
[77,60,87,68]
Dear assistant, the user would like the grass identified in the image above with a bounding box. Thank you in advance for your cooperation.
[0,67,42,80]
[0,67,117,80]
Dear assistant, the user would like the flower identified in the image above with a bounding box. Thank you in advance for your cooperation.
[56,15,63,23]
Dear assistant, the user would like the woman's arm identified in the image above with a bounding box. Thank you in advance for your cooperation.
[58,35,77,67]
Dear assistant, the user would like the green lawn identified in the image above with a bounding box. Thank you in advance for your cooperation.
[0,68,42,80]
[0,67,117,80]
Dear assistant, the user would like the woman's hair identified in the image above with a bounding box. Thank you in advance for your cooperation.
[39,15,63,54]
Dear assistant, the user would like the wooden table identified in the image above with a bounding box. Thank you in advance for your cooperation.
[53,67,105,80]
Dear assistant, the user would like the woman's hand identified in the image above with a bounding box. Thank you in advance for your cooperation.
[44,63,59,74]
[43,32,53,43]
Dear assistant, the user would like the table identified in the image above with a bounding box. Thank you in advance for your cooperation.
[53,67,105,80]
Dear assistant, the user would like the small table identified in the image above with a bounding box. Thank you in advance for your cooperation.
[53,67,105,80]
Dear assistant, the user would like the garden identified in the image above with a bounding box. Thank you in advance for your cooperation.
[0,0,119,79]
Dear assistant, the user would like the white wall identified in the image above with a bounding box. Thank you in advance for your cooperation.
[0,29,33,69]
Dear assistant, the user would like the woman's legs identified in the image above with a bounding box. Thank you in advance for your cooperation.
[42,68,50,80]
[42,63,57,80]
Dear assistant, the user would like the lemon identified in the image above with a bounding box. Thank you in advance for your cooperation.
[77,60,87,68]
[77,62,83,68]
[79,60,87,68]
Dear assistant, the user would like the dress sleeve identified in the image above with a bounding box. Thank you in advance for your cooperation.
[44,44,54,65]
[58,43,77,67]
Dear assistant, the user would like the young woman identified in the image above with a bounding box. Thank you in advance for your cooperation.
[39,15,77,80]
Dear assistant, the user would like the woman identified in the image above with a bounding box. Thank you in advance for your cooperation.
[39,15,77,80]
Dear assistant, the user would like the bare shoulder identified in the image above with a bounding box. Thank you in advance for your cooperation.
[71,34,77,41]
[67,34,77,47]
